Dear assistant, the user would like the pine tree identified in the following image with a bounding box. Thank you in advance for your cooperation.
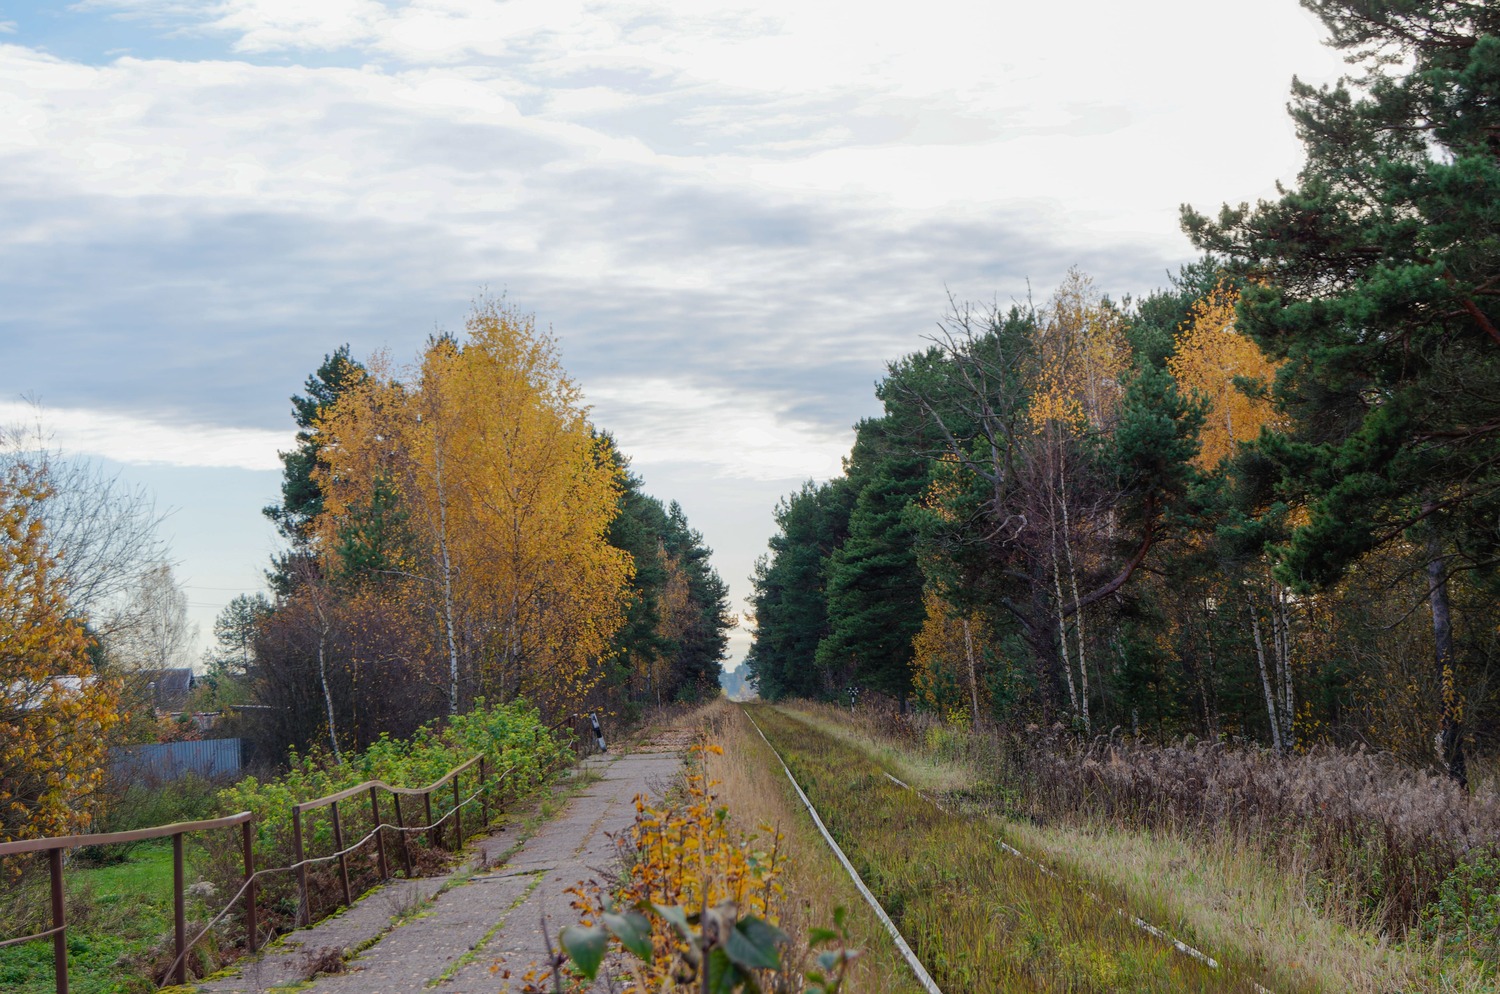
[746,480,854,700]
[1183,0,1500,782]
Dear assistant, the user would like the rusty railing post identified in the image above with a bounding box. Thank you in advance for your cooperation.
[173,832,187,985]
[48,847,67,994]
[241,819,258,953]
[424,790,435,849]
[479,757,489,828]
[330,800,352,907]
[392,794,413,877]
[452,771,463,849]
[292,804,309,926]
[369,786,389,881]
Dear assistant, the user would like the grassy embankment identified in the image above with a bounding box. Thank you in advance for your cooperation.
[692,700,925,993]
[0,842,181,994]
[744,702,1305,994]
[771,701,1497,994]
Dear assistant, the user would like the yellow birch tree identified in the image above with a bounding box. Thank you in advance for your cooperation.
[0,464,119,844]
[1166,282,1282,470]
[315,302,632,717]
[911,590,993,725]
[441,303,632,710]
[1024,269,1132,732]
[1169,282,1298,749]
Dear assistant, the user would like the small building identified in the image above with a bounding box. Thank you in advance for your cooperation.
[140,668,196,713]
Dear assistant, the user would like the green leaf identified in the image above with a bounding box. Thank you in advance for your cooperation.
[559,924,607,980]
[602,910,653,961]
[651,903,695,944]
[807,927,838,945]
[723,916,785,971]
[706,947,745,994]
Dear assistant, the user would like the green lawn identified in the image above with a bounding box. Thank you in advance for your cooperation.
[0,842,179,994]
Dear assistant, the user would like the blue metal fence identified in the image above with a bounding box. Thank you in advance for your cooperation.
[109,738,242,781]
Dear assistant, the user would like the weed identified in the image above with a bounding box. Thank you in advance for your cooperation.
[566,739,788,990]
[1422,844,1500,970]
[299,945,347,978]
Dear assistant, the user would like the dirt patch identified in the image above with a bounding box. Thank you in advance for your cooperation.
[633,727,698,753]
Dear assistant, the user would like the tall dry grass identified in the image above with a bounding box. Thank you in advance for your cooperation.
[1013,730,1500,933]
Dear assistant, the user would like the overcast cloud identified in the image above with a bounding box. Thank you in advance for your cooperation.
[1,0,1345,663]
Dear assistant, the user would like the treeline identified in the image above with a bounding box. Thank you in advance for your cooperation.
[237,301,732,761]
[749,0,1499,782]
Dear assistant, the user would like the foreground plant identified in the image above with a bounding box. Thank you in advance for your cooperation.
[558,897,787,993]
[537,740,864,992]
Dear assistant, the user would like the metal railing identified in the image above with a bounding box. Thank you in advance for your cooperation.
[288,753,490,924]
[0,812,258,993]
[0,711,605,994]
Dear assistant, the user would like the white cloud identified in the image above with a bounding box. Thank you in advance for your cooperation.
[589,378,848,482]
[0,402,290,471]
[3,0,1357,663]
[16,0,1346,248]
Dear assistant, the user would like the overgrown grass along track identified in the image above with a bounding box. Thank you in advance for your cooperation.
[747,704,1316,994]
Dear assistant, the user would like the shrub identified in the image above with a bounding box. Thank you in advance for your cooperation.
[74,774,223,868]
[562,741,789,991]
[208,698,573,934]
[1422,845,1500,968]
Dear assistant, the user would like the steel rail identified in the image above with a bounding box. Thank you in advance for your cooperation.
[742,709,944,994]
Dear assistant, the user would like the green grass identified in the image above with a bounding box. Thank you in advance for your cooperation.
[0,842,186,994]
[748,704,1318,994]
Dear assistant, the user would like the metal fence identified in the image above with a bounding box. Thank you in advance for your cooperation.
[1,712,605,994]
[0,812,258,994]
[109,739,242,781]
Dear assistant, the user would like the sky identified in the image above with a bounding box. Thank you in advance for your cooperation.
[0,0,1347,669]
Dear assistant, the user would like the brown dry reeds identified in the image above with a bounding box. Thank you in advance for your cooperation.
[1016,731,1500,933]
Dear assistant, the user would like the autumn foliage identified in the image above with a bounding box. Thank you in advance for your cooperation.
[1166,282,1281,470]
[565,741,786,991]
[303,302,632,732]
[0,463,120,845]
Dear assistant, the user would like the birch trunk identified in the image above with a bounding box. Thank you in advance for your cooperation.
[1248,596,1282,754]
[1424,522,1466,786]
[1057,460,1090,733]
[1273,584,1295,750]
[433,440,461,715]
[1050,513,1079,718]
[311,597,341,762]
